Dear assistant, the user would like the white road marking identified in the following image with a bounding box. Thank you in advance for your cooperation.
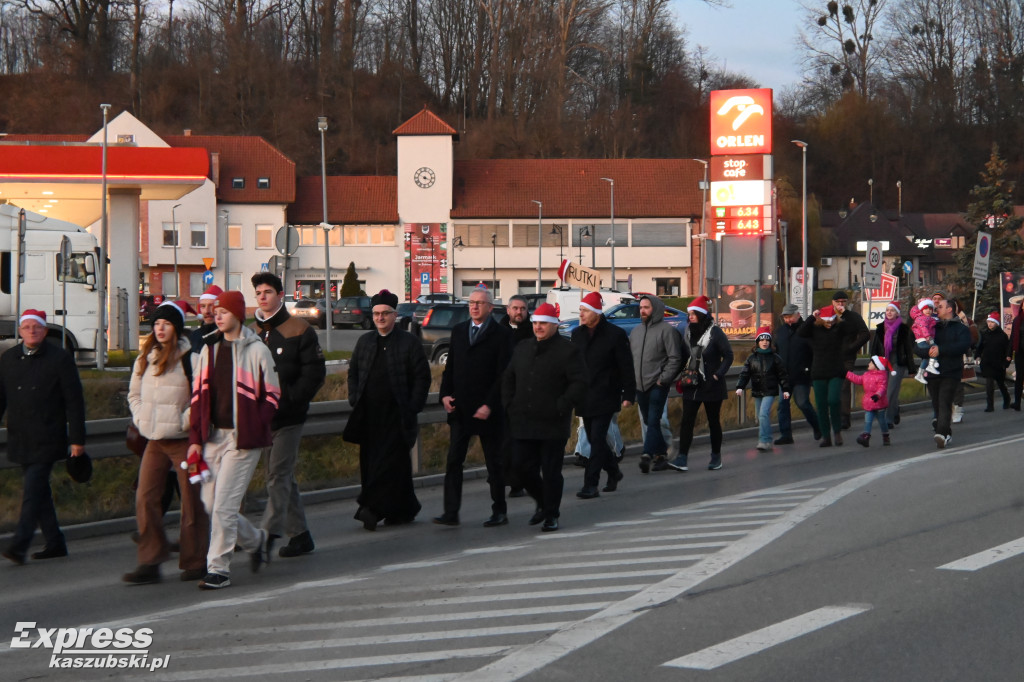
[535,531,596,539]
[380,560,456,572]
[504,554,707,571]
[662,605,873,670]
[562,543,730,555]
[594,519,662,527]
[624,531,749,542]
[938,536,1024,572]
[652,510,783,519]
[463,545,528,555]
[658,520,767,529]
[477,569,676,587]
[688,495,815,506]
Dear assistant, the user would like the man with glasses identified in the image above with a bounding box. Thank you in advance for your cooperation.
[916,298,971,448]
[435,287,513,527]
[345,290,431,530]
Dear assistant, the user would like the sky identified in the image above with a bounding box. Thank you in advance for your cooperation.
[669,0,807,93]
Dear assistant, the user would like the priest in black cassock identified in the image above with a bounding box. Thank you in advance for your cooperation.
[344,289,431,530]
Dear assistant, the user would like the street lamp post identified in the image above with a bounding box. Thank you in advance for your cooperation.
[897,180,903,217]
[98,103,110,370]
[601,178,615,289]
[318,116,333,351]
[451,236,464,302]
[792,140,809,316]
[532,200,542,293]
[171,203,182,297]
[577,225,591,264]
[692,159,709,296]
[550,225,563,263]
[491,233,497,293]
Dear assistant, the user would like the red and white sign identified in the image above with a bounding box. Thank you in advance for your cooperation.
[710,89,773,156]
[866,272,899,301]
[710,155,771,181]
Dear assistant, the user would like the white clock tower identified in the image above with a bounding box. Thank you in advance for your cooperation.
[394,107,456,224]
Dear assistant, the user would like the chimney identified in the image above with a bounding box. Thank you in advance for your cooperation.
[184,129,192,136]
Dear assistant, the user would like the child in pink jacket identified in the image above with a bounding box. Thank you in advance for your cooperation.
[846,355,894,447]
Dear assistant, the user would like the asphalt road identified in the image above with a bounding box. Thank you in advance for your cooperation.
[2,398,1023,681]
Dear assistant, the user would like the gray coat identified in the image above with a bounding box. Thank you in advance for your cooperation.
[629,296,684,392]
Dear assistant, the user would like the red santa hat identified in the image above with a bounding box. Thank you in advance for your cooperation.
[872,355,896,375]
[886,301,901,313]
[818,305,836,321]
[19,309,47,326]
[987,311,1000,324]
[199,284,224,301]
[580,291,603,314]
[531,302,561,324]
[687,295,711,315]
[755,326,772,341]
[917,298,935,312]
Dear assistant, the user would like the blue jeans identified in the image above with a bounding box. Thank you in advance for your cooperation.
[777,383,820,438]
[754,395,776,443]
[10,461,65,555]
[863,408,889,435]
[575,413,624,458]
[636,385,670,456]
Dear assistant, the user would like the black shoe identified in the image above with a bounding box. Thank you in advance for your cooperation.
[3,548,26,565]
[841,418,851,430]
[180,568,206,581]
[198,572,230,590]
[483,514,508,527]
[1014,402,1022,411]
[1004,400,1011,410]
[383,516,415,526]
[638,454,651,474]
[122,564,161,585]
[651,455,670,472]
[667,455,689,471]
[834,433,843,446]
[508,488,527,498]
[31,546,67,560]
[616,448,625,463]
[602,470,624,492]
[812,428,823,440]
[576,487,600,499]
[278,531,315,558]
[249,530,271,573]
[541,518,559,532]
[528,508,545,526]
[774,436,794,445]
[433,514,460,526]
[819,437,832,447]
[356,507,379,531]
[894,411,901,425]
[882,434,891,446]
[708,454,722,471]
[574,454,587,467]
[984,406,994,412]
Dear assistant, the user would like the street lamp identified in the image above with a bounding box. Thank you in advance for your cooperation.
[318,116,333,350]
[601,177,615,289]
[171,203,182,297]
[897,180,903,217]
[532,200,542,293]
[868,177,873,205]
[490,233,497,294]
[451,236,464,302]
[692,159,709,296]
[792,140,809,316]
[98,103,110,369]
[577,225,591,265]
[550,225,564,263]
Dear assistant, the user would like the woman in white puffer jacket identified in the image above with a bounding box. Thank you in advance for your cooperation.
[123,301,209,585]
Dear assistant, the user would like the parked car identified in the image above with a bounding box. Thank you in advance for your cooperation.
[284,294,300,313]
[291,298,345,329]
[518,293,548,312]
[414,302,507,365]
[416,292,457,304]
[333,295,373,329]
[557,302,687,338]
[396,302,432,331]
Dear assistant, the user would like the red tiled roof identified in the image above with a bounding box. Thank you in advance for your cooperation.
[287,176,398,224]
[451,159,705,218]
[1,134,90,143]
[164,134,295,204]
[393,108,458,136]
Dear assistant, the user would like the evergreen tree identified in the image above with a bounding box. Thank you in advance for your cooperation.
[953,145,1024,313]
[340,262,364,297]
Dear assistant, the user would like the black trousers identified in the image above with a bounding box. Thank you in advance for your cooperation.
[678,399,724,456]
[443,421,506,517]
[928,374,959,438]
[985,376,1010,408]
[513,437,565,519]
[583,413,621,489]
[11,461,65,555]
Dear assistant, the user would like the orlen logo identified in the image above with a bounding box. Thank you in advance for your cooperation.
[710,88,773,155]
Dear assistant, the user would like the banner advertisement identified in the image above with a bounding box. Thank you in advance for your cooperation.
[863,272,900,325]
[999,271,1024,332]
[713,283,774,339]
[404,223,447,301]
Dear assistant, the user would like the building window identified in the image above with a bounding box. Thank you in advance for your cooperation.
[655,277,681,296]
[228,273,242,291]
[189,272,205,296]
[255,224,273,249]
[299,227,319,246]
[162,222,179,247]
[228,224,242,249]
[517,280,556,293]
[343,226,396,245]
[633,223,686,247]
[453,224,509,247]
[232,177,245,189]
[190,222,207,248]
[116,134,135,144]
[257,177,270,189]
[512,225,561,247]
[161,271,179,297]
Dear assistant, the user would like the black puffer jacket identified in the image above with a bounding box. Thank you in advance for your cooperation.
[252,306,326,429]
[976,326,1010,379]
[797,316,846,380]
[502,334,587,440]
[736,350,790,397]
[570,316,636,416]
[678,317,733,402]
[774,317,813,385]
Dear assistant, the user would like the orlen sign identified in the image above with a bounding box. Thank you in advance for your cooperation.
[710,89,773,155]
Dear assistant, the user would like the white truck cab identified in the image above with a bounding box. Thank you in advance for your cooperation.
[545,287,634,318]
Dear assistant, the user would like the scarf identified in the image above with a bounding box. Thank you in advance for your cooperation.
[883,316,901,359]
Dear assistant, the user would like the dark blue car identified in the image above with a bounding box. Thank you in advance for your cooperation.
[557,302,688,338]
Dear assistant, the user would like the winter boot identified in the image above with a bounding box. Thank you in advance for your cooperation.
[882,433,891,446]
[856,432,870,447]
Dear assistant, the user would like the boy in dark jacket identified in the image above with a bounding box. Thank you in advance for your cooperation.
[977,312,1011,411]
[735,327,789,451]
[774,303,821,443]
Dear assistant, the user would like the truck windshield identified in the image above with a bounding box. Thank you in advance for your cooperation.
[56,252,92,284]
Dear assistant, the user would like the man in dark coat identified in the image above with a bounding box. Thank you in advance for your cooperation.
[500,295,535,346]
[434,287,513,527]
[1,310,86,565]
[345,289,431,530]
[916,298,971,449]
[570,292,635,498]
[502,302,586,532]
[190,284,222,354]
[251,272,326,557]
[773,303,821,443]
[832,290,870,430]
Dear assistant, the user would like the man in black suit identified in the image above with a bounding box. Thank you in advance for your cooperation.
[434,287,513,527]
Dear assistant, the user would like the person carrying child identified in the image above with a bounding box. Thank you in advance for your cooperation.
[847,355,895,447]
[735,326,790,452]
[911,299,939,382]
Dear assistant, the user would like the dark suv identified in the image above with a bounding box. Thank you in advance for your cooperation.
[415,303,506,365]
[334,295,373,329]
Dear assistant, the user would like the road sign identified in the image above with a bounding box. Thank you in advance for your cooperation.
[420,272,430,285]
[974,230,991,284]
[863,240,883,289]
[202,257,215,269]
[276,224,300,256]
[261,262,270,272]
[790,267,815,312]
[903,260,913,274]
[202,270,214,286]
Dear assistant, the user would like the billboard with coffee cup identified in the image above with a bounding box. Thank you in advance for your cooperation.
[713,284,774,339]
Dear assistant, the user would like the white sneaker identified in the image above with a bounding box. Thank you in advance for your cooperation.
[755,441,769,451]
[914,369,928,385]
[934,433,946,449]
[952,406,964,423]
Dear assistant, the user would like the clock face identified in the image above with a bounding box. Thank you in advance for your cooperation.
[414,167,436,188]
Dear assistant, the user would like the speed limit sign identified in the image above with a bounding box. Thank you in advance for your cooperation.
[864,240,883,288]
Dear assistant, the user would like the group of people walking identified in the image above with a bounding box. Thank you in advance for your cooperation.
[3,281,1015,579]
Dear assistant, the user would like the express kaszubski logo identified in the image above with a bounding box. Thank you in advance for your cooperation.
[709,88,773,155]
[10,622,170,672]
